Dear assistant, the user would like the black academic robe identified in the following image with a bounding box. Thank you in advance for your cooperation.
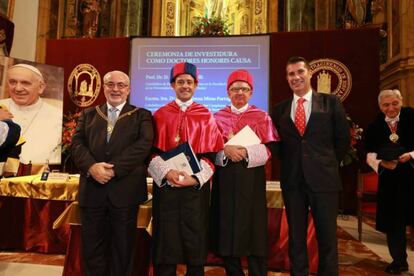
[0,120,21,162]
[212,160,268,257]
[210,106,278,258]
[364,107,414,232]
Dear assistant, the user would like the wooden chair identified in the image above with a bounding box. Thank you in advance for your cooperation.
[357,170,378,241]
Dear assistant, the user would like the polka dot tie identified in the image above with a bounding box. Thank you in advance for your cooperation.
[295,98,306,136]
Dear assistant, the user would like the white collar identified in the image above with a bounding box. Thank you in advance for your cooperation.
[107,101,126,112]
[9,97,43,113]
[231,104,249,114]
[175,98,193,111]
[385,113,400,124]
[293,90,312,103]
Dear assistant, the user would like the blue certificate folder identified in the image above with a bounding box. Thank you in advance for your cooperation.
[160,142,201,174]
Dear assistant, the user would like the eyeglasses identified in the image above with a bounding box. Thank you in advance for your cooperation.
[104,82,129,89]
[175,79,195,87]
[229,87,251,93]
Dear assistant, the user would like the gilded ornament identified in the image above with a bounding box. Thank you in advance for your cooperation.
[255,0,262,15]
[389,133,399,143]
[167,2,175,19]
[309,58,352,102]
[68,64,101,107]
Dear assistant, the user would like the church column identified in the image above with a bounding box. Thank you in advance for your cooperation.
[268,0,278,32]
[252,0,267,33]
[9,0,40,60]
[36,0,53,63]
[160,0,177,36]
[285,0,315,31]
[380,0,414,106]
[315,0,336,30]
[151,0,162,35]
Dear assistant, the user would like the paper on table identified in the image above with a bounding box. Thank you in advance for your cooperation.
[225,125,261,146]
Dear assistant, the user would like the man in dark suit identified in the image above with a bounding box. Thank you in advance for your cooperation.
[271,57,350,276]
[71,70,154,276]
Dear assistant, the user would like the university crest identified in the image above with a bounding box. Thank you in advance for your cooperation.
[67,64,101,107]
[309,58,352,102]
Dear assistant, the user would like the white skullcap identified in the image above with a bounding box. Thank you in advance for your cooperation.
[10,64,44,81]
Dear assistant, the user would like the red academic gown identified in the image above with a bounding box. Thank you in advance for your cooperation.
[152,101,223,265]
[212,105,279,257]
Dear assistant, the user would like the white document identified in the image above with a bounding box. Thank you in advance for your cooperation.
[165,152,194,175]
[225,125,261,146]
[46,172,70,182]
[266,180,281,190]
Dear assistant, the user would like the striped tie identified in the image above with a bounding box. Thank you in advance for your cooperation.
[107,107,118,142]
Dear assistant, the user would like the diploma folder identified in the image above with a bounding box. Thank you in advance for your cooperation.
[160,142,201,175]
[225,125,261,146]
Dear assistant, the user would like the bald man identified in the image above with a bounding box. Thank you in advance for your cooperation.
[71,70,154,276]
[0,64,62,164]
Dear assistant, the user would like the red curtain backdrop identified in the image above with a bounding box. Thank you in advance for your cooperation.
[269,28,380,127]
[45,37,130,114]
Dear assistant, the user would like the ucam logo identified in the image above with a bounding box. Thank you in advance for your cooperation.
[67,63,101,107]
[309,58,352,102]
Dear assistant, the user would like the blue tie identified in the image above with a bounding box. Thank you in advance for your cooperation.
[107,107,118,142]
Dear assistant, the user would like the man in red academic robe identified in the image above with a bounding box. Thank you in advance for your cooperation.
[148,62,223,276]
[212,69,279,276]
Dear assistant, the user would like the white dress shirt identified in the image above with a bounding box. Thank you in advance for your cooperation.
[290,90,312,124]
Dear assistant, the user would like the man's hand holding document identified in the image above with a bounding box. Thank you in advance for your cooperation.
[225,125,261,147]
[223,125,261,163]
[160,142,201,187]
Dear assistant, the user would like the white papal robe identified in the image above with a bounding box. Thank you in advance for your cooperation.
[0,98,62,164]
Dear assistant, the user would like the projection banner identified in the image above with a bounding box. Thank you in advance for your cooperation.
[130,35,270,112]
